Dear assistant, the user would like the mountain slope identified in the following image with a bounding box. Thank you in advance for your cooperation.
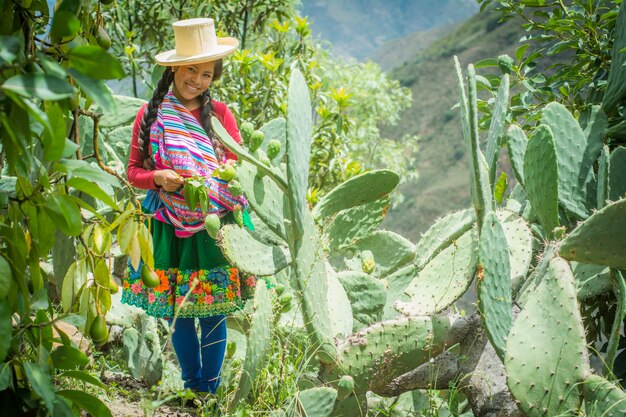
[299,0,478,60]
[381,11,525,241]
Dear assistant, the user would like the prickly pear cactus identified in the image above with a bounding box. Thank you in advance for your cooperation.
[559,198,626,269]
[583,374,626,417]
[228,282,273,410]
[396,227,478,316]
[505,257,590,417]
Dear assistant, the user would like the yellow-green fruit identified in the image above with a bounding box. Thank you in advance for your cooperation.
[204,213,221,239]
[240,122,254,145]
[217,164,237,181]
[90,315,109,346]
[279,293,292,313]
[361,250,375,274]
[140,264,160,288]
[337,375,355,400]
[96,26,111,50]
[249,130,265,152]
[228,180,243,197]
[66,92,80,111]
[267,139,281,160]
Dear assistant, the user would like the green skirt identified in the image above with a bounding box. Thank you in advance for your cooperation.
[121,211,256,319]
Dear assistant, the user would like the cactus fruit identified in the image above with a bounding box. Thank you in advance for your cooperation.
[249,130,265,152]
[559,198,626,269]
[215,163,237,181]
[497,54,514,74]
[267,139,282,160]
[90,315,108,346]
[505,257,590,417]
[523,124,559,235]
[278,293,293,313]
[257,149,271,166]
[478,211,512,361]
[140,264,159,288]
[336,375,355,401]
[240,122,254,145]
[360,250,375,274]
[204,213,220,239]
[351,230,415,278]
[233,205,243,227]
[228,180,244,197]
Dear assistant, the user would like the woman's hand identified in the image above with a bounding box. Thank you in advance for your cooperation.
[153,169,185,192]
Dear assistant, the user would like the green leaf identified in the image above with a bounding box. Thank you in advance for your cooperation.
[45,194,82,236]
[2,73,74,100]
[117,218,138,254]
[0,36,20,65]
[57,390,112,417]
[0,255,12,299]
[50,10,81,38]
[51,346,90,370]
[59,370,106,389]
[58,159,121,188]
[0,362,12,390]
[66,177,118,210]
[43,101,67,161]
[93,259,110,286]
[137,223,154,270]
[494,172,508,204]
[69,69,115,113]
[24,362,56,412]
[0,301,11,362]
[68,46,125,80]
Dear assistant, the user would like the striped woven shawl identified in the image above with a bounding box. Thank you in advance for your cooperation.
[149,92,244,237]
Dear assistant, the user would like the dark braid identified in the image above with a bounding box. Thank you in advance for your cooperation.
[138,69,174,170]
[200,88,226,163]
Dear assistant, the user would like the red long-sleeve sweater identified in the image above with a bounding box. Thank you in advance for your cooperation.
[127,100,242,190]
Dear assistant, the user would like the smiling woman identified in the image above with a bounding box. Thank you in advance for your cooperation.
[122,17,254,396]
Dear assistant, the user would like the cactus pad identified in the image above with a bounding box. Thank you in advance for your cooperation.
[351,230,416,278]
[396,228,478,316]
[496,210,533,292]
[559,198,626,269]
[572,262,611,300]
[320,315,460,395]
[337,271,387,331]
[583,374,626,417]
[505,257,589,417]
[609,146,626,201]
[414,208,475,269]
[540,102,589,219]
[523,124,559,235]
[297,387,337,417]
[326,264,354,338]
[324,197,390,251]
[478,211,512,361]
[228,283,273,410]
[505,125,528,186]
[218,224,291,276]
[311,170,400,221]
[597,145,610,209]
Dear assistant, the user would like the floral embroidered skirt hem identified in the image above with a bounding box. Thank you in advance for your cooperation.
[121,212,256,319]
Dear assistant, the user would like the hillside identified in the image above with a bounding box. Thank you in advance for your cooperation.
[299,0,478,60]
[381,11,526,241]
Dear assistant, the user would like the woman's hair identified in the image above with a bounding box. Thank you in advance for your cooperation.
[138,58,225,169]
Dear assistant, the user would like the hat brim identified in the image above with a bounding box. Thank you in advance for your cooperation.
[155,37,239,66]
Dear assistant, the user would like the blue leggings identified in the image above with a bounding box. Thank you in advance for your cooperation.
[168,315,227,393]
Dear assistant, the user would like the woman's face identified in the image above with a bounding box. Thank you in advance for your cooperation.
[171,60,217,109]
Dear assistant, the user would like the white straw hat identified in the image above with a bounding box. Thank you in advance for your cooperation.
[155,18,238,66]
